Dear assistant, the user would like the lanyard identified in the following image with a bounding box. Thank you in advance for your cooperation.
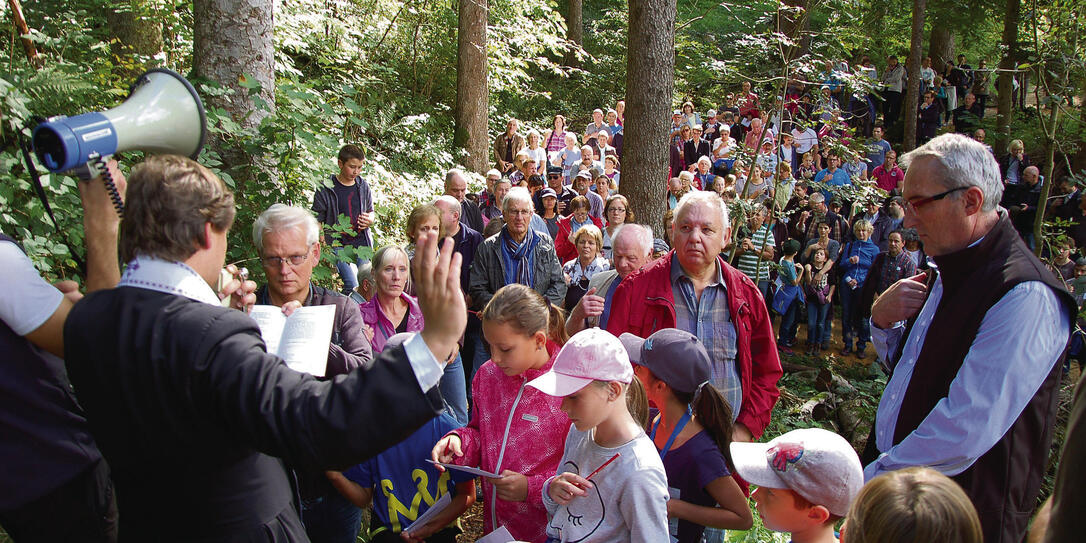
[650,408,692,460]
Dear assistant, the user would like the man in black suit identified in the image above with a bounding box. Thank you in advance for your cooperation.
[683,124,712,169]
[64,155,465,542]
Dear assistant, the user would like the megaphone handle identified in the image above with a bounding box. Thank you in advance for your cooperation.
[89,156,125,218]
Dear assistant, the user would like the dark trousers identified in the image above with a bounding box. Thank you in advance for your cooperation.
[883,90,903,127]
[0,459,117,543]
[840,281,870,349]
[301,491,363,543]
[779,299,802,344]
[807,301,831,345]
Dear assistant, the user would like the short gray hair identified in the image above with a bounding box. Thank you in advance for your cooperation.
[674,190,730,232]
[809,192,825,204]
[612,223,653,257]
[900,133,1003,212]
[252,204,320,252]
[356,260,373,286]
[502,186,533,214]
[433,195,462,218]
[444,168,467,186]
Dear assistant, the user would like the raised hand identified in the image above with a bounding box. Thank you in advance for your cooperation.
[413,230,466,365]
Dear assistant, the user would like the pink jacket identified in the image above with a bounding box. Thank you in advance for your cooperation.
[358,292,424,352]
[448,342,569,542]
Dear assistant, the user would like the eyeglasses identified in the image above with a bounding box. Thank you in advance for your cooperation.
[905,186,968,212]
[262,250,311,268]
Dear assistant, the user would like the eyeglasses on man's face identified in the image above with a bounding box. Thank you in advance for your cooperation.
[905,186,968,212]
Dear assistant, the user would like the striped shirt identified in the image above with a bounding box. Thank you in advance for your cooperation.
[736,224,775,282]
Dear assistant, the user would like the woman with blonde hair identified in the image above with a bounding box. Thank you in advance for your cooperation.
[561,224,610,311]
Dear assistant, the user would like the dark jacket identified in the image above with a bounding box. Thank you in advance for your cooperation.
[312,175,374,248]
[683,138,711,167]
[468,230,567,310]
[64,288,443,542]
[998,153,1033,184]
[460,198,485,234]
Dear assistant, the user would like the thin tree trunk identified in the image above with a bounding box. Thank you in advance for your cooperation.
[928,25,955,70]
[996,0,1020,134]
[902,0,926,151]
[454,0,489,174]
[775,0,811,62]
[566,0,583,68]
[622,0,676,238]
[7,0,39,65]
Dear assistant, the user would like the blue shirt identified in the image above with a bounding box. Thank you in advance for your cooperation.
[866,139,892,169]
[814,167,851,201]
[867,279,1070,480]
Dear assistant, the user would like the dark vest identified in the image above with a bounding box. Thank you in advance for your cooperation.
[0,233,101,509]
[866,213,1075,543]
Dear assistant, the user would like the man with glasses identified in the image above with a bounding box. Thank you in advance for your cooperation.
[534,165,575,216]
[252,203,374,540]
[863,134,1075,543]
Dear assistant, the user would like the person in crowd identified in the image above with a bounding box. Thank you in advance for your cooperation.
[602,154,620,187]
[590,128,618,161]
[681,100,701,128]
[693,156,715,191]
[737,165,773,203]
[538,188,561,239]
[574,146,603,179]
[916,89,942,146]
[842,467,982,543]
[858,229,916,360]
[776,240,804,351]
[744,117,770,151]
[252,204,378,540]
[1000,164,1043,245]
[734,204,776,298]
[973,128,993,154]
[606,108,623,138]
[553,132,581,183]
[837,220,879,358]
[404,204,446,259]
[602,194,632,260]
[711,128,737,176]
[555,195,604,263]
[670,127,688,178]
[815,85,839,126]
[562,224,611,311]
[737,81,761,120]
[481,175,511,226]
[881,55,907,128]
[534,166,575,217]
[670,110,687,146]
[1032,368,1086,542]
[433,194,485,391]
[919,55,936,92]
[444,168,485,233]
[592,171,613,202]
[327,335,475,543]
[684,125,712,168]
[509,152,535,188]
[432,284,570,543]
[608,191,783,443]
[525,131,547,176]
[955,54,974,101]
[793,192,847,244]
[494,118,525,175]
[566,224,654,335]
[313,144,375,294]
[361,244,468,426]
[63,154,466,541]
[731,428,864,543]
[667,176,686,210]
[470,187,566,309]
[625,329,754,542]
[792,124,820,169]
[855,200,892,249]
[934,74,950,123]
[0,163,122,543]
[772,164,796,211]
[350,261,375,304]
[1056,188,1086,249]
[795,151,818,183]
[756,139,780,176]
[615,100,626,125]
[842,154,868,183]
[570,169,604,219]
[703,109,723,143]
[884,196,906,235]
[803,246,835,353]
[898,227,928,270]
[543,114,568,156]
[971,59,991,114]
[871,149,904,193]
[952,92,984,135]
[535,329,670,542]
[999,139,1032,185]
[801,219,843,264]
[864,134,1075,543]
[583,108,607,146]
[813,154,851,201]
[866,125,891,170]
[778,131,799,174]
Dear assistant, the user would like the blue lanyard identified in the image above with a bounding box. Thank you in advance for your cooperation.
[650,409,692,460]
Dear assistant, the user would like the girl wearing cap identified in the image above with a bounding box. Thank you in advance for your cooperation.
[539,188,561,239]
[530,329,669,543]
[431,285,570,542]
[629,329,754,542]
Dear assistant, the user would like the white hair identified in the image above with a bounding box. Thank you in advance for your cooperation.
[900,133,1003,212]
[678,170,695,183]
[486,169,502,179]
[502,186,533,214]
[674,191,730,232]
[611,223,653,257]
[252,204,320,251]
[809,192,825,204]
[356,260,373,286]
[433,195,462,218]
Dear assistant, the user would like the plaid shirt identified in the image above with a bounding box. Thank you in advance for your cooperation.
[670,258,742,420]
[872,250,917,294]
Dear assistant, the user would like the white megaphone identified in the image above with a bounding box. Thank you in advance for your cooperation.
[31,68,207,174]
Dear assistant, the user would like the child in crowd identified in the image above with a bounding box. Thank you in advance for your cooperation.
[431,284,571,542]
[776,239,804,351]
[731,428,864,543]
[530,328,669,543]
[841,467,982,543]
[804,246,835,353]
[328,332,475,543]
[624,329,754,543]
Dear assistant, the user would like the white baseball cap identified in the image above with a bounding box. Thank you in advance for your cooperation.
[730,428,864,516]
[527,329,632,397]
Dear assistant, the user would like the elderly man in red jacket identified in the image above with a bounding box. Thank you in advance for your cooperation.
[608,191,782,442]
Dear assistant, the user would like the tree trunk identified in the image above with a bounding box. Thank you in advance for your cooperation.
[454,0,489,174]
[996,0,1020,134]
[566,0,583,67]
[902,0,926,151]
[106,1,163,66]
[622,0,676,238]
[928,25,955,70]
[193,0,275,182]
[775,0,811,62]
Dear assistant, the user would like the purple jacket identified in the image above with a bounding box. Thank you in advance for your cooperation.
[359,293,424,352]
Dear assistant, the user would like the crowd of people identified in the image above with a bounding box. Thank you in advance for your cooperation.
[1,55,1083,543]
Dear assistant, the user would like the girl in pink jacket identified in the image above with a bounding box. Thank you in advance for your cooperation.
[432,284,571,542]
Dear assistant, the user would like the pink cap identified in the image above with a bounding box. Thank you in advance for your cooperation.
[526,329,632,397]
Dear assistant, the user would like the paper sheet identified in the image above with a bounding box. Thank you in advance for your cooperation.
[476,525,515,543]
[426,460,500,479]
[404,491,451,532]
[249,304,335,376]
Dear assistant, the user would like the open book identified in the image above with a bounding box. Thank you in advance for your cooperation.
[248,304,335,376]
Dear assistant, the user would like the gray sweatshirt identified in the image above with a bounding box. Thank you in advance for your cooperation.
[542,424,670,543]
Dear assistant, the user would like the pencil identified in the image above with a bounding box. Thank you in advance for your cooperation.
[585,453,620,480]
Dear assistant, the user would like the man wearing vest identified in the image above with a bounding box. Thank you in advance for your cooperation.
[863,133,1075,543]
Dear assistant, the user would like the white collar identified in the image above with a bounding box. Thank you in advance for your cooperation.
[119,256,221,306]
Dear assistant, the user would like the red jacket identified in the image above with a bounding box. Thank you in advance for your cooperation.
[555,215,604,263]
[607,251,782,439]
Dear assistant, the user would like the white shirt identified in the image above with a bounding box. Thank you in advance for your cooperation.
[0,241,63,335]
